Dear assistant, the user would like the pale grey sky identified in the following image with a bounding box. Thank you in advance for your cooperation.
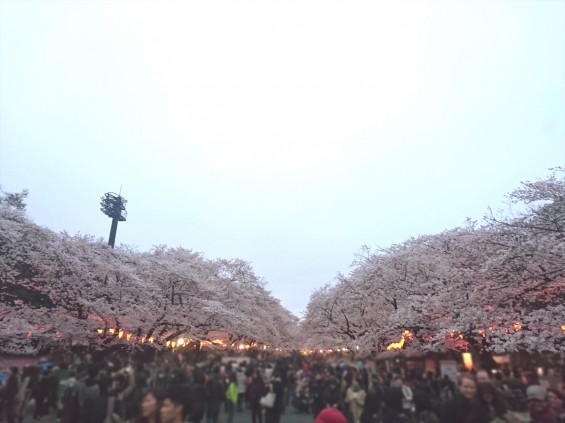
[1,0,564,316]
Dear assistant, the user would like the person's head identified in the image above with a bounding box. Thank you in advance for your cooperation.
[478,382,507,415]
[160,387,186,423]
[476,370,491,384]
[315,407,347,423]
[547,388,564,412]
[393,375,404,388]
[458,374,477,400]
[228,372,237,384]
[193,371,206,385]
[527,385,549,414]
[87,364,98,380]
[478,382,496,403]
[141,390,162,421]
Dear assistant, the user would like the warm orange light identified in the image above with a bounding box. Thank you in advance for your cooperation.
[462,352,473,371]
[386,330,412,350]
[513,322,522,332]
[109,328,115,334]
[210,339,227,347]
[97,329,103,334]
[126,333,132,341]
[171,341,176,348]
[166,341,171,347]
[561,325,565,333]
[141,337,146,343]
[177,338,185,346]
[118,330,124,339]
[149,337,154,343]
[387,338,405,350]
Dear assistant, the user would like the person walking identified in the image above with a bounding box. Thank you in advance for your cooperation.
[247,370,265,423]
[345,379,366,423]
[187,372,207,423]
[225,373,238,423]
[264,371,284,423]
[206,367,225,423]
[3,367,19,423]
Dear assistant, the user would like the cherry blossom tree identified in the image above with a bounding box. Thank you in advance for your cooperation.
[301,169,565,353]
[0,200,298,353]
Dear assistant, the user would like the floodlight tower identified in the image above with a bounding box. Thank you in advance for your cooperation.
[100,192,127,248]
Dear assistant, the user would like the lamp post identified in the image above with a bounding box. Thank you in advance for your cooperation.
[100,192,127,248]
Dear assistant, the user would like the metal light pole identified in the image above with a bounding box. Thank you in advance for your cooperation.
[100,192,127,248]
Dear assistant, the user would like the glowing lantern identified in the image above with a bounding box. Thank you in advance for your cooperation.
[141,337,146,343]
[561,325,565,334]
[149,337,154,343]
[462,352,473,371]
[97,329,103,334]
[177,338,185,346]
[109,328,115,334]
[171,341,176,348]
[211,339,227,347]
[166,341,171,347]
[126,333,132,341]
[387,338,405,350]
[386,330,412,351]
[118,330,124,339]
[239,345,245,350]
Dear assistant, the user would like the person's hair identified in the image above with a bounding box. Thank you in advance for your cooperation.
[458,373,476,386]
[136,390,163,423]
[162,386,188,419]
[547,388,564,402]
[193,371,206,385]
[477,382,507,416]
[253,371,264,383]
[87,364,99,379]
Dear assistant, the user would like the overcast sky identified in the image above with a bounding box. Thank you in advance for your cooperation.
[1,0,564,317]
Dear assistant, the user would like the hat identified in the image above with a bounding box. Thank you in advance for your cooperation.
[527,385,547,401]
[315,408,347,423]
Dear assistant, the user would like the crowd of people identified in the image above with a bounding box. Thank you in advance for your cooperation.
[0,351,564,423]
